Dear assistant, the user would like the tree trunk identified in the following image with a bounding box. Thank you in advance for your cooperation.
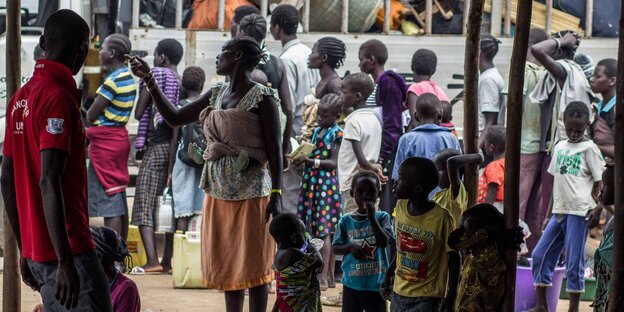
[462,0,484,207]
[607,3,624,310]
[502,0,532,310]
[4,0,22,310]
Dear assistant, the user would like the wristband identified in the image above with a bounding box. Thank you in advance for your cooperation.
[553,38,561,49]
[271,189,282,195]
[314,159,321,168]
[144,72,155,91]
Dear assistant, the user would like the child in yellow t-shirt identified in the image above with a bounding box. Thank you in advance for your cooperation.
[433,149,484,228]
[382,157,460,311]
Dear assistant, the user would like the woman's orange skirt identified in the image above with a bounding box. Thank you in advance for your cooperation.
[201,194,275,291]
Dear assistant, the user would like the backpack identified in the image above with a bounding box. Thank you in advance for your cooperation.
[178,121,206,168]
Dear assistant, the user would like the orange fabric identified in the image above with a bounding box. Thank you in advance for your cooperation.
[201,195,276,290]
[376,0,405,30]
[478,158,505,203]
[188,0,255,30]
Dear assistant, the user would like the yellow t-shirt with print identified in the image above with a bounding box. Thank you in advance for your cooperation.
[433,183,467,228]
[393,199,454,298]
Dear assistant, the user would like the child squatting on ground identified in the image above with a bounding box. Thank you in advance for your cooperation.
[332,171,393,312]
[270,213,324,312]
[383,157,460,311]
[529,101,606,312]
[294,93,344,291]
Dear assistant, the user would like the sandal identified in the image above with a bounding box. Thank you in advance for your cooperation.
[129,265,164,275]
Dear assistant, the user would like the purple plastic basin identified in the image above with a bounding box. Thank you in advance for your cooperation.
[515,259,565,312]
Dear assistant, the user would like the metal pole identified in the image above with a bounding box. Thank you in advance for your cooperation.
[4,0,21,310]
[425,0,433,35]
[585,0,593,38]
[175,0,183,29]
[341,0,349,34]
[463,0,484,207]
[607,4,624,311]
[384,0,391,34]
[545,0,553,35]
[217,0,225,31]
[502,0,532,310]
[303,0,310,33]
[132,0,140,28]
[491,0,502,36]
[504,0,511,36]
[261,0,269,19]
[463,0,471,35]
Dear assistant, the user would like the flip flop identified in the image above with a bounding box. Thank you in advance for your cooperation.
[129,266,164,275]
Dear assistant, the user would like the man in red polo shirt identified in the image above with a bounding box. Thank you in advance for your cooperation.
[1,10,112,311]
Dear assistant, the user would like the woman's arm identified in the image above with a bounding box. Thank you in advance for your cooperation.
[86,95,109,124]
[128,55,211,126]
[259,95,284,221]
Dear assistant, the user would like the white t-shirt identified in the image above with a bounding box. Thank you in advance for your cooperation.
[338,108,382,192]
[478,67,505,133]
[547,140,606,216]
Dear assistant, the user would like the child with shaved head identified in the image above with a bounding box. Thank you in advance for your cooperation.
[391,93,462,185]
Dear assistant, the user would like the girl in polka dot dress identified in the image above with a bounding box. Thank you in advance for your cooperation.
[293,93,343,290]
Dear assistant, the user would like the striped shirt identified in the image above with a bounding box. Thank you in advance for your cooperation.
[95,67,137,126]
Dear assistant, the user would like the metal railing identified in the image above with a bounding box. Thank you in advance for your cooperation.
[130,0,595,37]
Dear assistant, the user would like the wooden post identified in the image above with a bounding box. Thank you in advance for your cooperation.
[585,0,593,38]
[217,0,225,31]
[303,0,310,33]
[504,0,511,36]
[132,0,139,28]
[491,0,502,36]
[4,0,21,311]
[608,3,624,310]
[384,0,391,34]
[341,0,349,34]
[425,0,433,35]
[463,0,484,207]
[545,0,553,35]
[175,0,183,29]
[261,0,268,19]
[502,0,532,310]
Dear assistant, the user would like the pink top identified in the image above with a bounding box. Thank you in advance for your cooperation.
[111,274,141,312]
[407,80,449,102]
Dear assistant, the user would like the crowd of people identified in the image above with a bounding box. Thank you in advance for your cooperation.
[1,3,619,312]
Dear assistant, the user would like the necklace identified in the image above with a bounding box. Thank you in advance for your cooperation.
[351,211,368,217]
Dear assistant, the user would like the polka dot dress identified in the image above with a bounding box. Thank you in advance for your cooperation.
[297,124,343,238]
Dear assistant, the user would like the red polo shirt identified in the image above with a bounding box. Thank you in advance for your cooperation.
[3,59,94,262]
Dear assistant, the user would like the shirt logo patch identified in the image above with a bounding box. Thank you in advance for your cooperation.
[46,118,64,135]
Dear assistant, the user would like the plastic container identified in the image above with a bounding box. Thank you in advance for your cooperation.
[559,277,597,301]
[172,231,207,289]
[515,259,565,312]
[127,225,147,268]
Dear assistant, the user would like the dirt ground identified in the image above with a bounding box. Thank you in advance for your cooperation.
[0,272,594,312]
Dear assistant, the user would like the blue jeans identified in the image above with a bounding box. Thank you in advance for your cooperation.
[390,292,442,312]
[531,214,588,292]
